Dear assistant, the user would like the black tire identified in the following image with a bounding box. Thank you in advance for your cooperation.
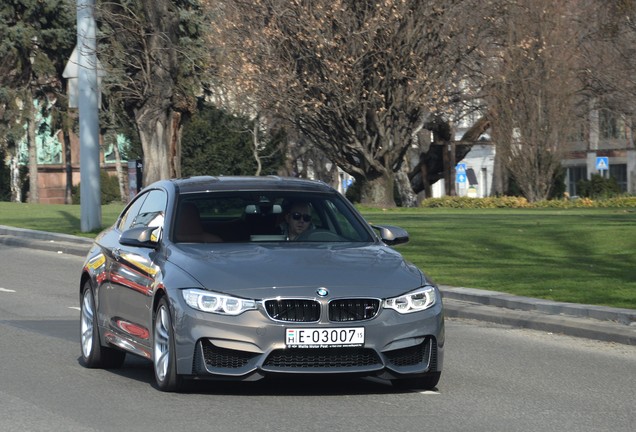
[80,281,126,368]
[153,297,183,392]
[391,372,441,391]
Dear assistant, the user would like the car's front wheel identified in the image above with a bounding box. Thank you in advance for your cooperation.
[391,372,441,391]
[80,280,126,368]
[153,297,183,392]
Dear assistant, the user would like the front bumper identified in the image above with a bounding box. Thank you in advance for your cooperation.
[172,294,444,381]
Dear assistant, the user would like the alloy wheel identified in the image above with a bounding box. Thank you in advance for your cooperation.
[81,290,94,358]
[154,305,170,382]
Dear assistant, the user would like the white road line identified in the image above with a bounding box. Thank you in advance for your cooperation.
[0,287,16,293]
[68,307,80,311]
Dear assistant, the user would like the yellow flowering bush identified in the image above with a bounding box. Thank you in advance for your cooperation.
[420,196,636,209]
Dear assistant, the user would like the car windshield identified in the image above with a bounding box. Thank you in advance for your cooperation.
[172,191,374,243]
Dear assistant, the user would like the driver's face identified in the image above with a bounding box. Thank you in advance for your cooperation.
[286,204,311,237]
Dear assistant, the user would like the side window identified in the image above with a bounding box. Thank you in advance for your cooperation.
[117,193,148,231]
[132,190,167,229]
[324,199,371,241]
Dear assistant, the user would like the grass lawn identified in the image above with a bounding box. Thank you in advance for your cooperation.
[0,202,125,238]
[1,202,635,309]
[361,207,636,309]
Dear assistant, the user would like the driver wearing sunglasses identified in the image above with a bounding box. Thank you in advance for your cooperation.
[282,200,313,240]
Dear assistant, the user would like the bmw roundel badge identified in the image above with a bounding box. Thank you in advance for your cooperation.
[316,287,329,297]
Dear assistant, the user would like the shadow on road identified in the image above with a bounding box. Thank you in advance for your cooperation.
[88,354,426,396]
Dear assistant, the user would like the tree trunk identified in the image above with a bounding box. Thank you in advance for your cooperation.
[27,97,39,203]
[136,106,174,186]
[252,117,262,176]
[395,166,418,207]
[359,175,395,208]
[170,112,182,179]
[9,152,22,203]
[328,162,339,191]
[63,129,73,204]
[449,140,456,196]
[280,153,294,177]
[112,137,127,202]
[419,159,432,198]
[491,145,507,196]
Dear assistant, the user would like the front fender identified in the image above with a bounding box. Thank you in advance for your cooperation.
[80,245,109,297]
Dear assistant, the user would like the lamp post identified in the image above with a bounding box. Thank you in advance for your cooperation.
[77,0,101,232]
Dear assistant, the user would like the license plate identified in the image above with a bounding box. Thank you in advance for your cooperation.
[285,327,365,348]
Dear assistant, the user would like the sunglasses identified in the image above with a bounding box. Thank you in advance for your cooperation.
[291,212,312,222]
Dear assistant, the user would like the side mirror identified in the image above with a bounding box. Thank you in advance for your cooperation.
[371,224,409,246]
[119,226,160,248]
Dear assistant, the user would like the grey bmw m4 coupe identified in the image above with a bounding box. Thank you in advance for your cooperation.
[79,176,444,391]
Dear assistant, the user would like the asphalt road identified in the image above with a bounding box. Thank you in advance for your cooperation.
[1,245,635,432]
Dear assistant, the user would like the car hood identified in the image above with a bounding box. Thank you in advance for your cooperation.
[167,243,425,299]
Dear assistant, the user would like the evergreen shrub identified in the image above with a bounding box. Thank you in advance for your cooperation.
[72,171,122,204]
[576,174,622,199]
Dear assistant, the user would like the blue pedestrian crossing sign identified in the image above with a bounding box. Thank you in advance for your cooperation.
[596,156,609,171]
[456,163,467,184]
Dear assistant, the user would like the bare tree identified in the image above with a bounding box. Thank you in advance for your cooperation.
[206,0,482,206]
[485,1,581,201]
[577,0,636,156]
[578,1,636,112]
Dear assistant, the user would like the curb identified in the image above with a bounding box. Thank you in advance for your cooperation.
[0,225,93,257]
[1,224,634,345]
[440,286,636,326]
[440,286,635,345]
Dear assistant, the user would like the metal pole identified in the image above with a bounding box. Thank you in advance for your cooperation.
[77,0,101,232]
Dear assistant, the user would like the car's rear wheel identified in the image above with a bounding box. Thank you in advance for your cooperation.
[80,280,126,368]
[391,372,441,391]
[153,297,183,392]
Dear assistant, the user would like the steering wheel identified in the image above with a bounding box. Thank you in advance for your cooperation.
[295,229,343,242]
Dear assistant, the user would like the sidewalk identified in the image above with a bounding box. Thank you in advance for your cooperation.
[1,224,634,345]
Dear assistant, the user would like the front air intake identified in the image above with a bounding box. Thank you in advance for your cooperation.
[329,298,380,322]
[264,299,321,322]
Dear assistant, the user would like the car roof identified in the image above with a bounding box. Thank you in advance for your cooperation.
[155,176,336,195]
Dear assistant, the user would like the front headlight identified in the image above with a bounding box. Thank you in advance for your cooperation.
[384,286,437,314]
[182,289,256,315]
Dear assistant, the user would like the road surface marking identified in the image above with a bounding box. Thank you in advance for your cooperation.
[0,287,16,293]
[68,307,80,311]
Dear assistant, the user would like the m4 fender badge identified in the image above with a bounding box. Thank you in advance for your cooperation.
[316,287,329,297]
